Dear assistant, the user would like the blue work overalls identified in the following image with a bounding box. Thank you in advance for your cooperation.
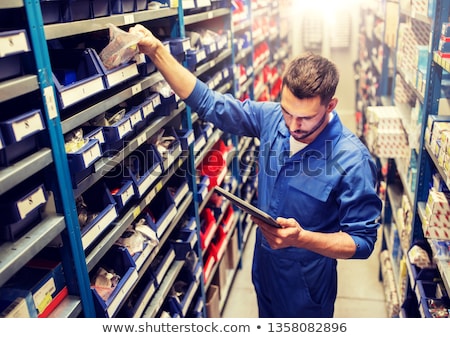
[185,80,382,318]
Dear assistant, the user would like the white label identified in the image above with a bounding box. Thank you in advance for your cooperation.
[197,49,207,62]
[11,112,44,142]
[205,125,213,138]
[1,298,30,318]
[82,141,101,168]
[200,186,208,200]
[107,269,138,317]
[133,281,155,318]
[120,184,135,206]
[194,136,206,153]
[182,39,191,52]
[17,186,46,219]
[186,131,195,146]
[141,102,154,118]
[82,206,117,249]
[106,64,138,87]
[89,129,105,144]
[123,14,135,25]
[129,110,142,127]
[117,119,132,139]
[151,95,161,108]
[131,83,142,94]
[60,77,104,108]
[156,206,177,238]
[43,86,58,120]
[208,42,217,53]
[174,182,188,206]
[135,242,153,270]
[137,166,162,196]
[0,31,30,57]
[136,133,146,147]
[156,250,175,283]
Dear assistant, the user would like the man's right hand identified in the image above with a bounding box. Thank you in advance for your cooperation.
[129,24,162,57]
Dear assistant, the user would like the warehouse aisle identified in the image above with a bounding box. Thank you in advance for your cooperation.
[221,110,388,318]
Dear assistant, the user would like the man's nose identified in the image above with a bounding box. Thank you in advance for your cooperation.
[288,117,302,131]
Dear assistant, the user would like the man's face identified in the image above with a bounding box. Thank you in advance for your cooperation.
[280,87,337,144]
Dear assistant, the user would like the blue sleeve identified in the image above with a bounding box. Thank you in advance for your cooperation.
[184,79,266,137]
[339,157,382,259]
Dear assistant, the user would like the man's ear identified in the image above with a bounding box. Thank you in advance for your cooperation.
[327,97,338,112]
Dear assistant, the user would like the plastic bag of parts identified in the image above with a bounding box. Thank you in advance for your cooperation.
[99,23,142,70]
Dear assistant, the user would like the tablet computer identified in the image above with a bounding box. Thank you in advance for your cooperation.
[214,186,281,228]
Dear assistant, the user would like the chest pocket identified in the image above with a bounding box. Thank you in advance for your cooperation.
[283,175,334,230]
[288,174,333,202]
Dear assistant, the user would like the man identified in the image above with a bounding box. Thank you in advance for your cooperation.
[130,24,382,318]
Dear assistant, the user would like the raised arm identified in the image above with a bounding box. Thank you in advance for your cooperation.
[129,24,197,100]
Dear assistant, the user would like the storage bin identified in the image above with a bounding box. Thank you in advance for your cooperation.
[155,91,178,117]
[104,175,135,214]
[135,0,148,11]
[62,0,92,22]
[189,296,205,318]
[167,261,202,317]
[196,175,210,203]
[0,30,31,58]
[126,143,163,198]
[144,92,162,121]
[166,175,189,207]
[0,54,24,82]
[0,289,37,318]
[88,48,140,89]
[199,207,217,250]
[50,48,105,109]
[79,181,118,250]
[142,188,177,239]
[149,244,176,287]
[131,223,158,270]
[0,259,66,317]
[111,0,135,14]
[198,148,227,191]
[193,122,207,154]
[139,94,157,123]
[0,108,46,167]
[152,126,182,170]
[202,247,216,283]
[91,0,111,17]
[91,111,133,155]
[136,54,157,77]
[125,105,145,137]
[0,183,48,242]
[116,267,156,318]
[186,48,207,71]
[167,37,191,56]
[175,128,194,151]
[171,228,198,260]
[91,245,138,317]
[40,0,63,24]
[66,138,102,187]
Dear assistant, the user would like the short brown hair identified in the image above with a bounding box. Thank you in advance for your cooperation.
[282,52,339,105]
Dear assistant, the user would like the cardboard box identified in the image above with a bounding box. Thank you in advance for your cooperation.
[205,284,220,318]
